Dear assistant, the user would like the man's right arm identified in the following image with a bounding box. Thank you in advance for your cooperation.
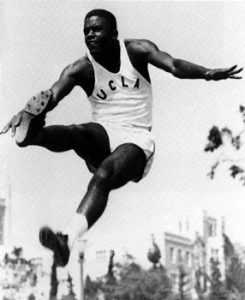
[0,60,82,136]
[42,62,81,111]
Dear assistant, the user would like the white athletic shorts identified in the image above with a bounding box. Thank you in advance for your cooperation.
[97,122,155,182]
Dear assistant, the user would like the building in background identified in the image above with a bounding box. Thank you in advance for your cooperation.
[164,232,193,293]
[192,211,228,299]
[202,211,226,279]
[81,210,232,300]
[0,179,244,300]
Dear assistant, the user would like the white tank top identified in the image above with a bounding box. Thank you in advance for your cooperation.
[87,39,153,131]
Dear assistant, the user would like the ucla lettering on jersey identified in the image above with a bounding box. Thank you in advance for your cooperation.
[87,39,153,130]
[96,76,140,100]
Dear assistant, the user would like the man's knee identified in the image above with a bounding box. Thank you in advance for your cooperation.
[93,166,113,188]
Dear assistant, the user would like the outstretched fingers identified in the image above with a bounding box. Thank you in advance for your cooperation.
[231,67,243,74]
[11,116,18,137]
[0,112,22,137]
[0,121,11,135]
[229,75,243,79]
[210,65,243,81]
[227,65,238,72]
[227,65,243,79]
[11,113,22,136]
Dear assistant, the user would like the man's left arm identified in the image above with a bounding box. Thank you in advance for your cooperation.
[142,40,243,80]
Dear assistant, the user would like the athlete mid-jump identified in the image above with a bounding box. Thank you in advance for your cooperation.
[1,9,242,267]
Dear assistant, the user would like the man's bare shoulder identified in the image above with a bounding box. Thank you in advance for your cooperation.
[124,38,158,55]
[64,55,93,79]
[62,56,94,94]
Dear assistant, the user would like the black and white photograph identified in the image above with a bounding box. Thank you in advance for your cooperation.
[0,1,245,299]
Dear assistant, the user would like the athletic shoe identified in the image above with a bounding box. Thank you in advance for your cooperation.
[39,226,70,267]
[15,112,46,146]
[15,90,52,146]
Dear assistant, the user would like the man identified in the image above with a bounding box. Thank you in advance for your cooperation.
[0,9,242,267]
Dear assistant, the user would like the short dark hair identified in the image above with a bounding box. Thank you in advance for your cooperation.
[85,9,117,31]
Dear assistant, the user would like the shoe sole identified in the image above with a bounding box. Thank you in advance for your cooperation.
[16,90,51,145]
[39,227,69,267]
[15,111,35,145]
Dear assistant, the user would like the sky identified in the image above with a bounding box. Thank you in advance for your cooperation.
[1,0,245,265]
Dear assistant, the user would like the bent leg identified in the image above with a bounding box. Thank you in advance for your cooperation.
[39,143,146,266]
[77,143,146,227]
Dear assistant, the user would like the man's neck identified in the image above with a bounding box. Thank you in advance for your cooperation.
[93,40,120,73]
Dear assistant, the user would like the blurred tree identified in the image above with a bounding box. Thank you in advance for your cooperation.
[85,254,172,300]
[224,234,245,295]
[1,246,39,299]
[59,273,77,300]
[178,264,191,300]
[107,250,116,284]
[209,258,227,300]
[12,246,23,259]
[205,105,245,185]
[49,258,58,300]
[147,234,161,269]
[84,275,103,300]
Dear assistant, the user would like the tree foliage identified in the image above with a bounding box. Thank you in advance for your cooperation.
[49,259,58,300]
[224,234,245,294]
[0,247,40,299]
[205,105,245,185]
[209,258,227,300]
[178,264,192,300]
[147,235,162,268]
[84,257,172,300]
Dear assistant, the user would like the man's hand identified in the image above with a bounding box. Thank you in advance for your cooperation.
[0,111,24,137]
[205,65,243,81]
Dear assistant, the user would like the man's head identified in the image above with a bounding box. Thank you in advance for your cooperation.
[84,9,118,56]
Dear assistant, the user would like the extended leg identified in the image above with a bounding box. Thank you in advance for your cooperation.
[19,122,111,169]
[39,143,146,266]
[13,90,111,166]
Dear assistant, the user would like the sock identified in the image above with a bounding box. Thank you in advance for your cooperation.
[64,213,88,249]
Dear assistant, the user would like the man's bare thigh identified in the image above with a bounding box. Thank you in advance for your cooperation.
[74,122,111,169]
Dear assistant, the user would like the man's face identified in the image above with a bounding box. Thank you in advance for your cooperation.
[84,16,115,55]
